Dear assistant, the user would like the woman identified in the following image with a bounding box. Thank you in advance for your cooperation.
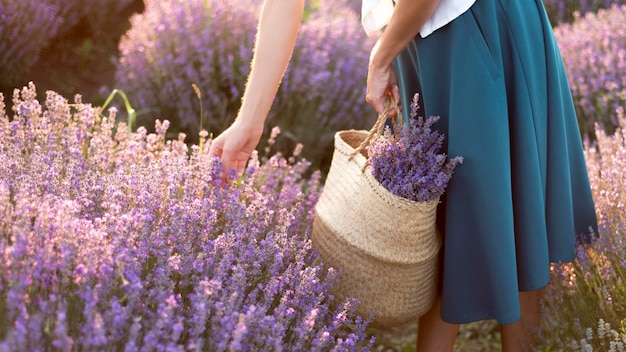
[208,0,598,350]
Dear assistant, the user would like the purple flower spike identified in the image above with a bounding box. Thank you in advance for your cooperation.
[368,93,463,202]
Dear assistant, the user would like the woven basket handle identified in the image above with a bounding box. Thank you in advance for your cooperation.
[350,97,403,160]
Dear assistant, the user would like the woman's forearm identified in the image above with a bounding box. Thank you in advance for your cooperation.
[236,0,305,128]
[371,0,441,68]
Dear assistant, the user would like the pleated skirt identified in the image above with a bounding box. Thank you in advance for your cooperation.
[392,0,598,324]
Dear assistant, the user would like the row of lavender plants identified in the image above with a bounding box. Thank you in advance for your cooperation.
[0,83,372,351]
[543,0,626,24]
[540,7,626,343]
[487,7,626,348]
[114,0,376,174]
[0,0,136,89]
[554,5,626,140]
[540,108,626,350]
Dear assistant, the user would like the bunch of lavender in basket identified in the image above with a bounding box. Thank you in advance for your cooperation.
[367,94,463,202]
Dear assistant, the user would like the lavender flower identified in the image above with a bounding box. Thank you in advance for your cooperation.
[367,94,462,202]
[0,83,372,351]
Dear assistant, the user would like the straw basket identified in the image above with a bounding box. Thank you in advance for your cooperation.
[312,106,441,328]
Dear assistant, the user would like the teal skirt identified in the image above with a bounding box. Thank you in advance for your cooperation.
[393,0,598,324]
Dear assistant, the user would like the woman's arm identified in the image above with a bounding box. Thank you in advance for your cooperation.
[366,0,441,114]
[209,0,305,176]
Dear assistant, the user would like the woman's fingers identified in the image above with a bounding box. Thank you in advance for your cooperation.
[208,123,263,182]
[220,146,250,180]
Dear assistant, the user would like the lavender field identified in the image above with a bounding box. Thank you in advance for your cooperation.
[1,0,626,350]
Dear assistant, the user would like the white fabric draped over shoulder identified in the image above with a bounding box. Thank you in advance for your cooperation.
[361,0,476,38]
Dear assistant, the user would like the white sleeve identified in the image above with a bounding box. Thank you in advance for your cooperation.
[361,0,476,38]
[361,0,395,37]
[419,0,476,38]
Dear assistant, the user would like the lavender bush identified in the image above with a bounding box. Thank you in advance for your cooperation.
[367,95,463,202]
[554,5,626,139]
[542,0,626,24]
[115,0,259,141]
[114,0,375,173]
[540,108,626,350]
[0,83,372,351]
[0,0,136,89]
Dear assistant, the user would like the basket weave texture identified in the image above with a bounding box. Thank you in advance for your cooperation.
[312,129,441,328]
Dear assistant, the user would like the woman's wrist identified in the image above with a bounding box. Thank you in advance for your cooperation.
[373,0,441,65]
[234,110,265,132]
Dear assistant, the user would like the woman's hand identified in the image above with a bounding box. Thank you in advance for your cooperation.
[366,39,401,115]
[208,121,264,180]
[365,0,441,115]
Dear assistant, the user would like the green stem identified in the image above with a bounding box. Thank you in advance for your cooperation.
[101,89,136,137]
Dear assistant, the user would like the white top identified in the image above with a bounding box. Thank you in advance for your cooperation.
[361,0,476,38]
